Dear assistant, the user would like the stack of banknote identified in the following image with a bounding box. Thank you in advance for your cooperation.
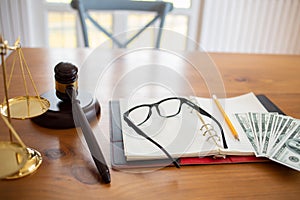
[234,112,300,171]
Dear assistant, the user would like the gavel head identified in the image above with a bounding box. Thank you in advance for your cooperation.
[54,62,78,101]
[31,62,100,129]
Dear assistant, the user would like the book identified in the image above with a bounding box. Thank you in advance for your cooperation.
[110,93,283,169]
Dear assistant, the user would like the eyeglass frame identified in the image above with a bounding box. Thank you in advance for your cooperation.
[123,97,228,168]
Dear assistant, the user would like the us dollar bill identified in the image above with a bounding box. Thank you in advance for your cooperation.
[267,114,280,154]
[271,118,297,151]
[249,112,261,154]
[262,113,276,155]
[270,124,300,171]
[235,113,259,155]
[260,113,269,156]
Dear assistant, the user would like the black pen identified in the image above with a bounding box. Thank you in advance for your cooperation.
[66,86,111,184]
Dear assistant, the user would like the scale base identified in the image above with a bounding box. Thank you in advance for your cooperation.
[31,90,100,129]
[5,147,42,179]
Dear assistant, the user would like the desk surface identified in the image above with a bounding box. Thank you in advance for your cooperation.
[0,48,300,199]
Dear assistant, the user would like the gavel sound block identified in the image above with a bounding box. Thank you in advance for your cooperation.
[31,62,100,129]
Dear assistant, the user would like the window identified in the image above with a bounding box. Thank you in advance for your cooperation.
[48,12,77,47]
[46,0,77,47]
[45,0,199,49]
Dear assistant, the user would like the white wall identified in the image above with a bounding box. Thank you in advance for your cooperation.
[199,0,300,54]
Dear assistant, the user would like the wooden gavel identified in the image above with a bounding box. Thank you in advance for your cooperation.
[53,62,110,184]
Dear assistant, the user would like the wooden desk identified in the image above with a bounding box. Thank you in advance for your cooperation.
[0,48,299,199]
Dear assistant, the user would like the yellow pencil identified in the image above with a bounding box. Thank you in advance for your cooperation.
[212,95,240,141]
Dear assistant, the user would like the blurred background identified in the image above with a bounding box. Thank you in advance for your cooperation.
[0,0,299,54]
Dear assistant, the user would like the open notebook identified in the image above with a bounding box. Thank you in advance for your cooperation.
[110,93,284,168]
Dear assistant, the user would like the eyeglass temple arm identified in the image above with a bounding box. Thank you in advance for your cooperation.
[123,115,180,168]
[185,101,228,149]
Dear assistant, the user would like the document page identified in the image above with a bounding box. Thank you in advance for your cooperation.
[192,93,268,155]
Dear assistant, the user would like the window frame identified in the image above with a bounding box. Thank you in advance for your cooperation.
[44,0,201,49]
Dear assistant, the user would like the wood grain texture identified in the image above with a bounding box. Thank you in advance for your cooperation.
[0,48,299,200]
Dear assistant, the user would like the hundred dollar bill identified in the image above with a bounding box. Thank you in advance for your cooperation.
[267,114,280,154]
[270,124,300,171]
[255,113,262,154]
[262,113,277,155]
[268,116,287,152]
[248,113,261,155]
[271,117,297,152]
[235,113,259,155]
[260,113,269,156]
[272,117,288,141]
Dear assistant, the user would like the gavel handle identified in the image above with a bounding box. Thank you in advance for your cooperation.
[65,86,111,184]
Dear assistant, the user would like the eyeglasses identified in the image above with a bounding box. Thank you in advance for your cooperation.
[123,97,227,168]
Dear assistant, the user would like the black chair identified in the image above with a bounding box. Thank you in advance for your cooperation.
[70,0,173,48]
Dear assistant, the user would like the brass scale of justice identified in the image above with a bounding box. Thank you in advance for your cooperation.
[0,35,104,180]
[0,36,49,179]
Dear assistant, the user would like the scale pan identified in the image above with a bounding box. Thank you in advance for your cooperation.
[5,147,42,179]
[0,142,28,179]
[0,96,50,119]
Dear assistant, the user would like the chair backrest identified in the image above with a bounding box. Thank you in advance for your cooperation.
[70,0,173,48]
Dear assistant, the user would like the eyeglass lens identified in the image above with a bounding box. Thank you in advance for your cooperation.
[128,106,151,125]
[157,99,181,117]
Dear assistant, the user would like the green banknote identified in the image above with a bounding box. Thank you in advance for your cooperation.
[270,124,300,171]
